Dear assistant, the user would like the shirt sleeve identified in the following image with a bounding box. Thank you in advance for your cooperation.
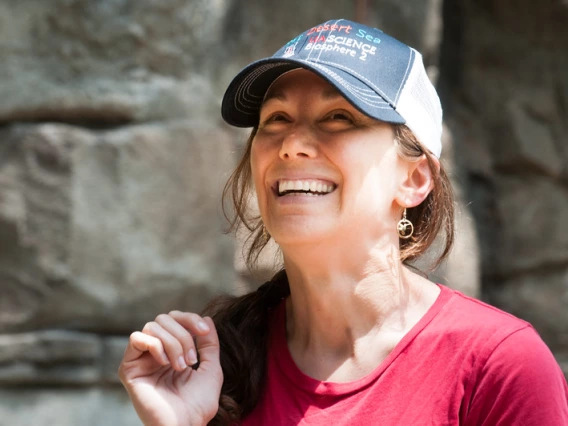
[465,325,568,426]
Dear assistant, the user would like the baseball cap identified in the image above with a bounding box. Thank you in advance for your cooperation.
[221,19,443,158]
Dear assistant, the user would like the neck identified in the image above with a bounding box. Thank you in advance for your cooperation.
[279,237,439,381]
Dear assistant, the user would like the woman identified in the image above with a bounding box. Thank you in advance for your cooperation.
[119,19,568,425]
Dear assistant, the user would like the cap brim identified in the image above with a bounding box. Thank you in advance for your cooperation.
[221,57,406,128]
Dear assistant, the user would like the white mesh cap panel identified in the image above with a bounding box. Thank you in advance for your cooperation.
[396,49,443,158]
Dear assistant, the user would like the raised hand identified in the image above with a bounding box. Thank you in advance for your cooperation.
[118,312,223,426]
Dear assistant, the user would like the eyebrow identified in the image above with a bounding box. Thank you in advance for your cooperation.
[263,87,342,104]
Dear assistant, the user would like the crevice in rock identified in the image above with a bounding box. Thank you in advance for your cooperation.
[437,0,466,110]
[0,110,136,131]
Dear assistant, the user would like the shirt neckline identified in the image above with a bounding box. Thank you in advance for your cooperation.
[270,283,455,396]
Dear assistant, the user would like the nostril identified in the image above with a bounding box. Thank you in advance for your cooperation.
[278,132,316,160]
[279,146,314,160]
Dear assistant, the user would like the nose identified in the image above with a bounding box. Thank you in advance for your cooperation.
[278,127,317,160]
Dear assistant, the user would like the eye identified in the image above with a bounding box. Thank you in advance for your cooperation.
[326,111,353,122]
[319,109,357,131]
[268,113,289,122]
[259,112,291,128]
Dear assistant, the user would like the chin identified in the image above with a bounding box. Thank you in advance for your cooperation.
[270,222,336,247]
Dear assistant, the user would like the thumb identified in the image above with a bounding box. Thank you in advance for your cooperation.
[195,316,221,369]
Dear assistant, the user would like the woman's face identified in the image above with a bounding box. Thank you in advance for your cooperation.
[250,69,410,247]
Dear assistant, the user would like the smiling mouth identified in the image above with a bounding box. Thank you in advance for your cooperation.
[276,179,336,197]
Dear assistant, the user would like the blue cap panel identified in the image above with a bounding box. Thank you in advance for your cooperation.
[222,19,415,128]
[273,19,414,107]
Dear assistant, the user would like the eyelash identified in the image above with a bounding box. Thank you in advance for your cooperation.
[325,111,353,122]
[262,110,354,125]
[259,113,289,126]
[269,114,288,122]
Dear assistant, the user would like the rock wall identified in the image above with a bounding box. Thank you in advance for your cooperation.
[0,0,564,424]
[439,0,568,373]
[0,1,237,424]
[0,1,454,424]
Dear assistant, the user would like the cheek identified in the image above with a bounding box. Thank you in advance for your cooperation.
[251,135,280,179]
[343,147,401,207]
[250,146,269,204]
[337,139,392,184]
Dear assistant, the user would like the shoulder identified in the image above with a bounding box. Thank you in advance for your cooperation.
[440,285,529,328]
[436,287,568,425]
[465,326,568,425]
[423,285,533,356]
[438,286,564,383]
[433,285,533,345]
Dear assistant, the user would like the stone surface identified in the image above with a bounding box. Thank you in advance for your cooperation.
[496,95,564,178]
[0,387,140,426]
[0,0,226,124]
[0,363,100,386]
[0,330,100,364]
[369,0,443,66]
[493,176,568,275]
[0,121,235,334]
[439,0,568,357]
[0,330,129,385]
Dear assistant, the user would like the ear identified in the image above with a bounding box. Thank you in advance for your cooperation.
[395,155,437,208]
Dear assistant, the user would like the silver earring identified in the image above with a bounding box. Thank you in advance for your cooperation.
[397,209,414,239]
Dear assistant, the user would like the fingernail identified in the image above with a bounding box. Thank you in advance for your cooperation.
[197,320,210,333]
[188,348,198,365]
[178,356,187,369]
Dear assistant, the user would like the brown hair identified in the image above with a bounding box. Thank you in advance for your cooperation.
[203,124,455,425]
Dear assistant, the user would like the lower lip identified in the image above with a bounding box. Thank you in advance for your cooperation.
[274,191,334,204]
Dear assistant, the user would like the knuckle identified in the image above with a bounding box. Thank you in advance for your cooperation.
[155,313,170,323]
[153,329,177,349]
[118,368,135,387]
[117,365,125,382]
[117,362,133,384]
[141,322,155,334]
[185,312,201,324]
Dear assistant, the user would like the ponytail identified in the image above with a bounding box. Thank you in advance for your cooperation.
[202,270,290,425]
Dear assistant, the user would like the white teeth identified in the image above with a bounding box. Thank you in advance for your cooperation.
[277,179,335,195]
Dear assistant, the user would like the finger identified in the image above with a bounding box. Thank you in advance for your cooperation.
[168,311,211,336]
[194,317,220,370]
[142,322,188,371]
[124,331,169,366]
[155,313,198,366]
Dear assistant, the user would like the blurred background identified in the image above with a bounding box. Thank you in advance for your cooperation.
[0,0,566,424]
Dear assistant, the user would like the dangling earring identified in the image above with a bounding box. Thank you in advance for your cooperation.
[262,225,270,242]
[397,208,414,239]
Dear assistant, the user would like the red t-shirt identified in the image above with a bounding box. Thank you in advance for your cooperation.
[242,284,568,425]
